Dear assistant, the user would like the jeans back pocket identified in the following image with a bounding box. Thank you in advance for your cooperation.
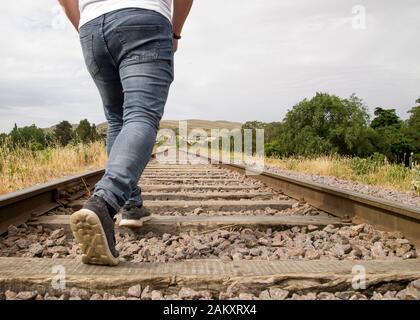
[80,34,100,78]
[115,25,161,63]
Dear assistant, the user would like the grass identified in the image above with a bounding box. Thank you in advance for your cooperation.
[194,146,419,195]
[0,140,107,195]
[1,139,419,196]
[265,155,420,195]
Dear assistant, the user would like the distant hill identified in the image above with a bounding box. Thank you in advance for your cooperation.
[45,120,242,135]
[97,119,242,134]
[43,123,79,134]
[162,119,242,131]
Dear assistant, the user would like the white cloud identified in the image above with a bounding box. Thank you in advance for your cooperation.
[0,0,419,132]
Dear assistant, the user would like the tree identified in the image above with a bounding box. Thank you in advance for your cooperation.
[278,93,373,156]
[45,132,57,147]
[9,124,18,144]
[0,133,7,144]
[75,119,98,144]
[372,125,412,163]
[368,107,417,164]
[370,108,402,129]
[241,121,265,153]
[91,124,100,141]
[9,124,46,149]
[263,122,283,144]
[54,121,73,146]
[406,102,420,161]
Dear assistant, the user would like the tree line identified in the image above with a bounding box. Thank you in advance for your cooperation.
[2,93,419,165]
[243,93,420,165]
[0,119,103,150]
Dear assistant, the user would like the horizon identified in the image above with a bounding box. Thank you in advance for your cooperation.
[1,100,417,134]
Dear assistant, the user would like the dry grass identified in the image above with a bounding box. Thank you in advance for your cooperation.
[196,146,419,194]
[1,139,419,196]
[266,155,420,195]
[0,140,107,195]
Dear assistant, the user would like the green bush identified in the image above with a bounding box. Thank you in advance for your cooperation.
[30,142,44,152]
[349,153,385,175]
[41,149,52,163]
[265,140,283,157]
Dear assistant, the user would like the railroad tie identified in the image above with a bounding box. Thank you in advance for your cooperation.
[28,214,349,236]
[1,257,419,296]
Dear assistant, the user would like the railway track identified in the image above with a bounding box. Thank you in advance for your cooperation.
[0,151,419,300]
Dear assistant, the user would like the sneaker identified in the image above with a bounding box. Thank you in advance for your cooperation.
[70,196,119,266]
[119,204,152,228]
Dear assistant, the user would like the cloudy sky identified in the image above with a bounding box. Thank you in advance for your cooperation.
[0,0,419,133]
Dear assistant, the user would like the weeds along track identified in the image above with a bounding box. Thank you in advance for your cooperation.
[0,152,419,300]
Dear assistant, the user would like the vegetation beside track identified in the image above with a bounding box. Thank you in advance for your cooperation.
[0,140,106,194]
[0,93,419,195]
[266,155,420,195]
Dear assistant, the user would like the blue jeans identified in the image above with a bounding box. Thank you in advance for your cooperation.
[79,8,174,210]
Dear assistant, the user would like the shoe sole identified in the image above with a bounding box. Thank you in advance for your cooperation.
[119,216,152,228]
[70,209,119,266]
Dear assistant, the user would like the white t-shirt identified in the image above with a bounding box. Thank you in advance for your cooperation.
[79,0,172,28]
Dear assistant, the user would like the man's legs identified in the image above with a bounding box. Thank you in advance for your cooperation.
[92,9,174,212]
[94,60,172,211]
[101,84,143,208]
[72,9,173,266]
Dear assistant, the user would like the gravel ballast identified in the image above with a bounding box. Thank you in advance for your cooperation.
[265,165,420,208]
[1,223,417,262]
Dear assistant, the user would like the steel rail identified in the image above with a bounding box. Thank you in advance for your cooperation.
[219,163,420,246]
[167,150,420,245]
[0,169,104,234]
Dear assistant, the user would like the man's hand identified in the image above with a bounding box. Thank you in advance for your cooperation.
[172,0,193,53]
[58,0,80,31]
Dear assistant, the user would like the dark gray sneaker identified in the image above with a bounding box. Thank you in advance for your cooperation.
[119,204,152,228]
[70,196,119,266]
